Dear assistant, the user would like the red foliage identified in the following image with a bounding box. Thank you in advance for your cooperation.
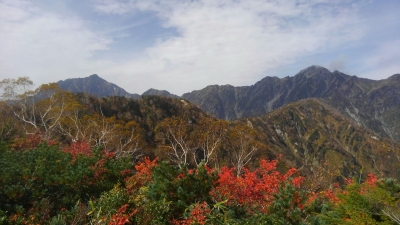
[177,169,196,180]
[108,204,136,225]
[324,189,340,203]
[322,174,379,205]
[292,176,305,188]
[172,202,210,225]
[213,158,303,212]
[344,177,353,184]
[91,158,107,180]
[125,157,158,194]
[103,150,115,159]
[361,173,379,194]
[134,157,158,175]
[120,169,132,177]
[365,173,378,186]
[63,141,92,162]
[11,133,42,151]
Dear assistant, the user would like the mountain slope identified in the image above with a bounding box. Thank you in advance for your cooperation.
[240,98,400,185]
[68,93,400,186]
[182,66,400,142]
[58,74,140,99]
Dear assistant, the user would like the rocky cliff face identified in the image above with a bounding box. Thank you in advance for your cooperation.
[58,74,140,99]
[182,66,400,142]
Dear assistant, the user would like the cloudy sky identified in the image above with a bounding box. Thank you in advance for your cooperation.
[1,0,399,95]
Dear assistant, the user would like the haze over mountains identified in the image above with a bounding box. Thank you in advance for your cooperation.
[57,65,400,143]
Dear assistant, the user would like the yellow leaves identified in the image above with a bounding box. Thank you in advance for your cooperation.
[37,82,58,91]
[0,77,34,100]
[67,113,146,158]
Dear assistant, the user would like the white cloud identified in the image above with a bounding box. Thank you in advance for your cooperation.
[3,0,391,95]
[362,39,400,79]
[93,0,367,94]
[0,0,111,85]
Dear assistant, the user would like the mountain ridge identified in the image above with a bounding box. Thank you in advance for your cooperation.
[56,66,400,142]
[182,66,400,142]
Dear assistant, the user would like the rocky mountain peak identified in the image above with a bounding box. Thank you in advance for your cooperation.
[388,73,400,81]
[182,66,400,143]
[57,74,140,99]
[142,88,179,98]
[88,74,101,79]
[297,65,332,79]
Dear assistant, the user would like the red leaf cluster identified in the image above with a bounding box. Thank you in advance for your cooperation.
[126,157,158,194]
[213,158,303,212]
[11,133,42,151]
[63,141,92,162]
[108,204,136,225]
[172,202,210,225]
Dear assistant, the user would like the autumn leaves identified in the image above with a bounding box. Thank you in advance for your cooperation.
[1,77,265,175]
[158,117,266,175]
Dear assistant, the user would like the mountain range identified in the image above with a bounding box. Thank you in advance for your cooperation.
[57,66,400,143]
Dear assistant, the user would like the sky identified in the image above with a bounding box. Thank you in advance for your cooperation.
[1,0,400,95]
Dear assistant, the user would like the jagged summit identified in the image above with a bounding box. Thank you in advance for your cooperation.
[57,74,140,99]
[88,74,100,78]
[182,66,400,142]
[296,65,332,78]
[55,66,400,143]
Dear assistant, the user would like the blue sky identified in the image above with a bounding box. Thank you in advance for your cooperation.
[1,0,399,95]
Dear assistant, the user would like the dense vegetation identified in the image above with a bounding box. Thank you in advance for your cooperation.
[1,140,399,224]
[0,77,399,224]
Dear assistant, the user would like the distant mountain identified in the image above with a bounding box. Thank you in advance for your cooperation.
[55,67,400,143]
[58,74,140,99]
[142,88,179,98]
[182,66,400,142]
[241,98,400,185]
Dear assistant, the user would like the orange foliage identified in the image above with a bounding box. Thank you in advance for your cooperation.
[213,158,303,212]
[108,204,137,225]
[134,156,158,175]
[365,173,378,186]
[126,157,158,194]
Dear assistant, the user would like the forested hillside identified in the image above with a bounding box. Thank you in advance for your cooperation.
[1,77,399,224]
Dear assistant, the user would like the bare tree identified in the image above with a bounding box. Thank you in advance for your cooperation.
[195,118,228,166]
[227,123,263,176]
[58,108,91,143]
[383,209,400,224]
[80,114,145,158]
[110,120,145,159]
[0,78,74,141]
[158,117,197,167]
